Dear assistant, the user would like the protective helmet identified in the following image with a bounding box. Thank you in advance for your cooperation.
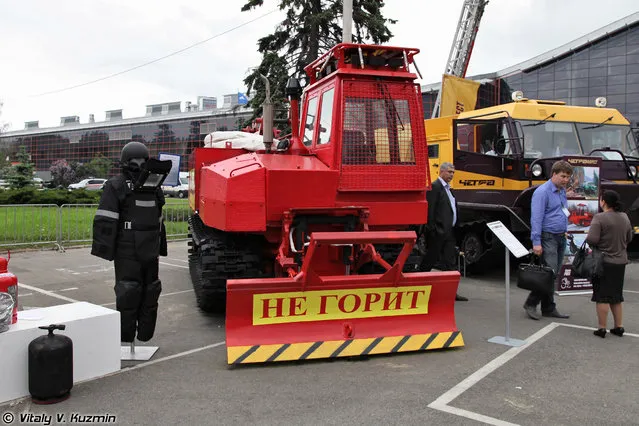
[120,141,149,164]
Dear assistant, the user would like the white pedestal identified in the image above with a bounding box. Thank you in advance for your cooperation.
[0,302,121,404]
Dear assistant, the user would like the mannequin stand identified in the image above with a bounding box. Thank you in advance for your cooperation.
[120,340,159,361]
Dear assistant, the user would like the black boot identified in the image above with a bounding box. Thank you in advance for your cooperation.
[610,327,624,337]
[593,328,606,338]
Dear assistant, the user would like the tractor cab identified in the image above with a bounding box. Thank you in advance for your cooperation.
[286,43,429,193]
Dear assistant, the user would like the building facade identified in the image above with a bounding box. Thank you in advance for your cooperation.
[422,12,639,126]
[0,103,252,180]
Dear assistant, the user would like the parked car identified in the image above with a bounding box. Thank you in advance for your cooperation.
[0,178,44,189]
[162,173,189,198]
[32,177,44,189]
[68,178,107,191]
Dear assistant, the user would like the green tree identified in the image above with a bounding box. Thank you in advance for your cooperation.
[0,100,11,178]
[241,0,396,125]
[0,148,10,178]
[71,161,91,181]
[86,154,114,178]
[6,146,35,189]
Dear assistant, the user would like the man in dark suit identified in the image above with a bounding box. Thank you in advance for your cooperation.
[420,162,468,301]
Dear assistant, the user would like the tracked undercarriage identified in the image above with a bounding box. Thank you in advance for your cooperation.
[188,214,269,313]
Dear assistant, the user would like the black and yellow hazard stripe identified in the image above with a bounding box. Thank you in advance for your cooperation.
[227,331,464,365]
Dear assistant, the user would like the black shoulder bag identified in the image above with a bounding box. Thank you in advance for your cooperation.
[571,240,604,278]
[517,255,555,295]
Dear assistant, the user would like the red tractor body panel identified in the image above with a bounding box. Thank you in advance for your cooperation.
[199,154,267,231]
[194,148,427,231]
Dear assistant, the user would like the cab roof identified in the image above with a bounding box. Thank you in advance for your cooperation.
[304,43,420,86]
[459,99,630,125]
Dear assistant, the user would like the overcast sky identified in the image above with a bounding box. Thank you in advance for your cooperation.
[0,0,637,130]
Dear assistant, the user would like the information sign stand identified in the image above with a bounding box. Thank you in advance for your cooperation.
[486,221,529,347]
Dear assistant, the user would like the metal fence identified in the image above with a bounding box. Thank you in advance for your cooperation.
[0,203,189,251]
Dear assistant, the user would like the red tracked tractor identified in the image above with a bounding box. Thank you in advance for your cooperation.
[187,43,464,365]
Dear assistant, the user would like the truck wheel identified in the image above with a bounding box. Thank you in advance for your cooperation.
[178,191,186,199]
[461,232,484,265]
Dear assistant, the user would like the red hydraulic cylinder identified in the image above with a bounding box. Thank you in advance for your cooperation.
[0,251,18,324]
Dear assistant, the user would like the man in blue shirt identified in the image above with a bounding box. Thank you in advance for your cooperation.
[525,160,573,320]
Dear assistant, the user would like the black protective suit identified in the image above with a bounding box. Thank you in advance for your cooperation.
[91,171,167,342]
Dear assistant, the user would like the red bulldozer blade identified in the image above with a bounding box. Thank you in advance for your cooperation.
[225,231,463,365]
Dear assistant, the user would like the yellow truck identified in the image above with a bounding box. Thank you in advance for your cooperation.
[425,93,639,266]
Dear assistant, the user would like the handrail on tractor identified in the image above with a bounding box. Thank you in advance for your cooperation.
[457,202,531,231]
[587,148,638,185]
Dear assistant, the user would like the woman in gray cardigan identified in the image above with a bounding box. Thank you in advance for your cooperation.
[586,190,633,338]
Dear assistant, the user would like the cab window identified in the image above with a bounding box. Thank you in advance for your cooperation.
[317,88,335,145]
[303,97,319,147]
[518,121,581,158]
[342,97,415,165]
[456,120,511,156]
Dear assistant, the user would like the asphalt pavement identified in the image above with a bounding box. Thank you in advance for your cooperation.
[1,241,637,425]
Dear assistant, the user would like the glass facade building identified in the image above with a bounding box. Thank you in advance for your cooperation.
[422,14,639,125]
[0,108,252,179]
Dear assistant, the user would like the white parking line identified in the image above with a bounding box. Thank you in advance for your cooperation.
[17,282,80,303]
[109,341,226,376]
[166,258,188,263]
[625,290,639,294]
[56,287,79,292]
[560,322,639,338]
[100,289,193,307]
[428,323,639,425]
[159,261,189,269]
[428,323,559,426]
[56,266,112,275]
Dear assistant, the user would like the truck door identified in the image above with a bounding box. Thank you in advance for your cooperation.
[452,118,518,203]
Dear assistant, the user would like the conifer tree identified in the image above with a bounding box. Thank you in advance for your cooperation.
[241,0,396,127]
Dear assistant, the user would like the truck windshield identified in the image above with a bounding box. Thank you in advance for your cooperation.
[576,123,638,160]
[518,120,581,159]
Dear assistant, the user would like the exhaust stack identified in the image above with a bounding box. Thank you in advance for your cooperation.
[259,74,274,153]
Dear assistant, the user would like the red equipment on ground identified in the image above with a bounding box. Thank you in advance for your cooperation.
[0,251,18,324]
[188,43,464,365]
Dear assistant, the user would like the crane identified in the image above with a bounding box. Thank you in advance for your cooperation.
[431,0,489,118]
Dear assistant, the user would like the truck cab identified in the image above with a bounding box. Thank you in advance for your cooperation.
[425,94,639,265]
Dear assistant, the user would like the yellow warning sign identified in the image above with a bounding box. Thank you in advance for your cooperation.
[252,285,432,325]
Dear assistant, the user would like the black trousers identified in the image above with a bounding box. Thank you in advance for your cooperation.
[114,257,162,342]
[420,230,457,272]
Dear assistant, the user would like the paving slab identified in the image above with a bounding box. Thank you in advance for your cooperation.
[0,243,637,425]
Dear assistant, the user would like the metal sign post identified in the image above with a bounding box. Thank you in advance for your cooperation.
[486,221,528,347]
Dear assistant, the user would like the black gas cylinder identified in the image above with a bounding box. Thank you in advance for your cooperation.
[28,324,73,404]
